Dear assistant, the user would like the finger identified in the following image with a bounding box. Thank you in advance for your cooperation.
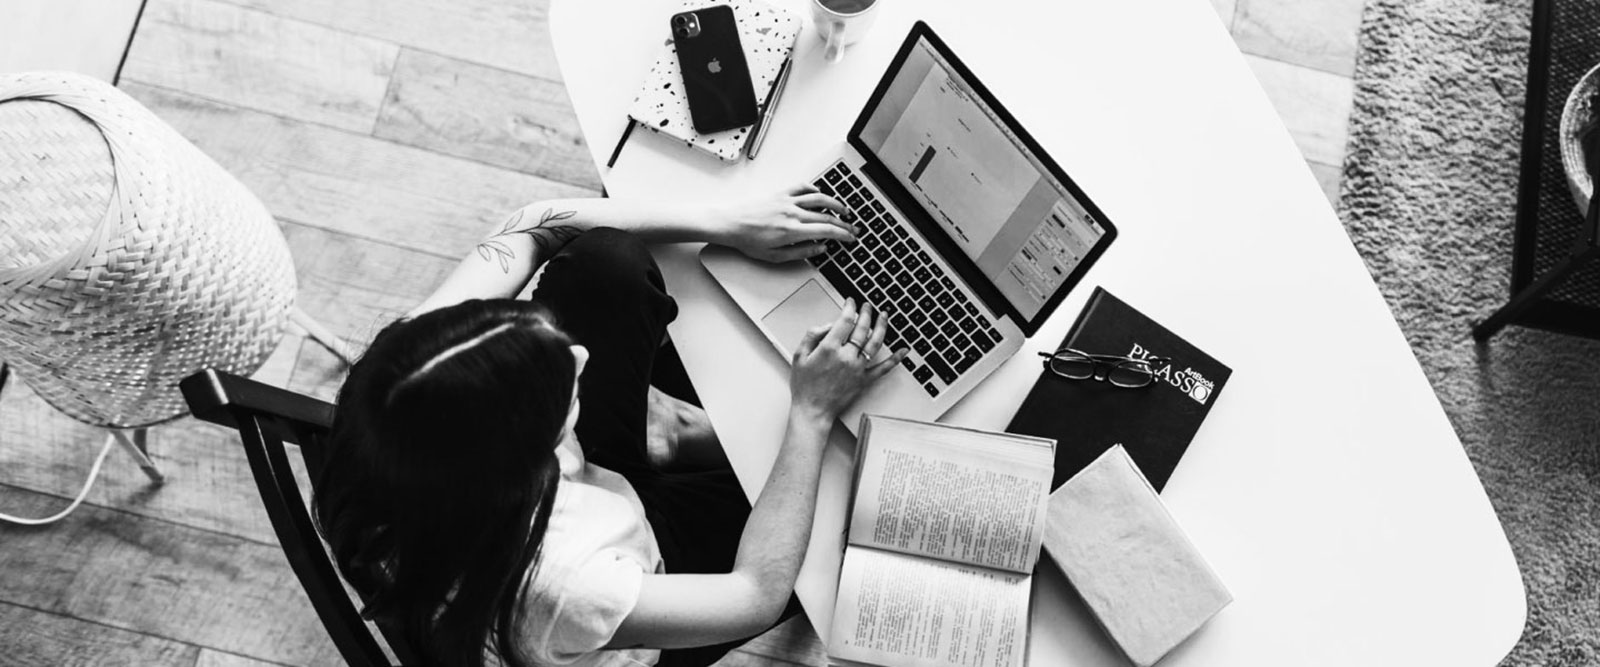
[794,323,831,359]
[793,192,847,216]
[787,217,856,243]
[868,349,910,378]
[846,301,874,351]
[767,241,826,264]
[862,305,888,358]
[789,214,857,243]
[787,182,820,196]
[822,298,858,347]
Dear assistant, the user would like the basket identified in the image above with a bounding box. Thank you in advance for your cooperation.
[0,72,296,429]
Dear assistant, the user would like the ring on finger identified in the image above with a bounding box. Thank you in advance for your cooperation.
[844,340,865,354]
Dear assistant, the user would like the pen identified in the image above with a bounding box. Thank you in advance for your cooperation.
[746,57,794,160]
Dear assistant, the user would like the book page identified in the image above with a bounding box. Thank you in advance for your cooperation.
[849,419,1053,573]
[829,548,1030,667]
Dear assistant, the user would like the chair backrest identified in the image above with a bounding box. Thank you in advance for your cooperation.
[181,369,419,666]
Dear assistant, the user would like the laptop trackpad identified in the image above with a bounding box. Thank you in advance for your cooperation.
[762,280,842,356]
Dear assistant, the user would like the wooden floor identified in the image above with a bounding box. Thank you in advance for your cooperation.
[0,0,1363,664]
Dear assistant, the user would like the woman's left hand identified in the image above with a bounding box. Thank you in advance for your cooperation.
[710,184,859,263]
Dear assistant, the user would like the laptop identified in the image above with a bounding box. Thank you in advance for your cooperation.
[702,21,1117,433]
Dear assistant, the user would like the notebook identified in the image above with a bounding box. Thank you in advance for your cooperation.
[627,0,801,161]
[1007,287,1231,491]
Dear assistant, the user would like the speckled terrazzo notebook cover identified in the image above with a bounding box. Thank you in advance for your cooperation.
[628,0,801,161]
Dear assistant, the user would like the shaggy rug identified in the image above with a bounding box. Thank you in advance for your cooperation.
[1341,1,1600,664]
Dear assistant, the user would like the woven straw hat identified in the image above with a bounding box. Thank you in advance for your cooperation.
[0,72,296,429]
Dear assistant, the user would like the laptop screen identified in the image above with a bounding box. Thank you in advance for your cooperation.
[857,36,1108,321]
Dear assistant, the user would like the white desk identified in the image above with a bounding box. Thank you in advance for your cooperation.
[548,1,1527,664]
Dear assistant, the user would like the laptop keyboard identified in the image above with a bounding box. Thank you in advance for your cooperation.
[808,161,1002,397]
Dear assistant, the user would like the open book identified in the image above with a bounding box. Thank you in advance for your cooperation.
[828,415,1056,667]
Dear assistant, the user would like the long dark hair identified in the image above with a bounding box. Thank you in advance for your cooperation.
[314,299,576,666]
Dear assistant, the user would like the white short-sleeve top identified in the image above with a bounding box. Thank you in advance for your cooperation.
[512,436,664,666]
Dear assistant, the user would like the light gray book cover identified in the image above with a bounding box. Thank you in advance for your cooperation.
[1042,445,1231,667]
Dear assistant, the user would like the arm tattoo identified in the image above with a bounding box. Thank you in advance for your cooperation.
[474,208,581,273]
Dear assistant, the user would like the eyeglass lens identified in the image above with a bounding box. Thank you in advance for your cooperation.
[1048,355,1097,379]
[1048,353,1156,388]
[1106,361,1156,388]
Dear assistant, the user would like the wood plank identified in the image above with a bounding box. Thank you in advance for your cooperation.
[288,339,348,405]
[1242,54,1353,167]
[1208,0,1237,33]
[120,0,397,133]
[375,47,602,190]
[213,0,561,81]
[1308,160,1342,206]
[0,486,340,665]
[275,217,466,400]
[0,336,304,546]
[276,219,470,401]
[118,82,595,259]
[0,0,145,82]
[715,648,813,666]
[280,221,458,348]
[252,330,305,389]
[1234,0,1365,77]
[0,602,201,666]
[195,648,287,667]
[733,615,827,665]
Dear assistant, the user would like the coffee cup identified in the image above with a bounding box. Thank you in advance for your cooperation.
[813,0,880,63]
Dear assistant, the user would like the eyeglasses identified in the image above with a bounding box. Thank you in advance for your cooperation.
[1037,348,1170,388]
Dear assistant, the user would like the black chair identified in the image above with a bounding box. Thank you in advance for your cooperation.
[183,337,721,665]
[1474,0,1600,341]
[180,369,419,666]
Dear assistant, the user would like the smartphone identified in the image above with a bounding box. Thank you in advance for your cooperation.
[671,5,759,134]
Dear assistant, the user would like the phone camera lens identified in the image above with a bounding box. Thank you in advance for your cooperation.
[673,14,700,39]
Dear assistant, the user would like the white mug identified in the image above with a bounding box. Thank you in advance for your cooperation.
[813,0,881,63]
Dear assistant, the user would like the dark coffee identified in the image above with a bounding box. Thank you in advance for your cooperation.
[817,0,876,14]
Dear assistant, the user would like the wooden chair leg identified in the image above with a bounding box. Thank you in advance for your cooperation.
[1473,247,1600,341]
[111,428,164,484]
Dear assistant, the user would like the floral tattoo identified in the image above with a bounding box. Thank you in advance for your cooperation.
[475,208,581,273]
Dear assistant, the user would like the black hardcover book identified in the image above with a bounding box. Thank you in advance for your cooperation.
[1008,287,1231,491]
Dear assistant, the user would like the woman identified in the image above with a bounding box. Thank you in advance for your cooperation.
[314,185,907,667]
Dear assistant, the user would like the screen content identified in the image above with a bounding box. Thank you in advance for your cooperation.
[859,38,1106,321]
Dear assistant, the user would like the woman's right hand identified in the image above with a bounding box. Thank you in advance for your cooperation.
[709,185,858,264]
[789,299,908,422]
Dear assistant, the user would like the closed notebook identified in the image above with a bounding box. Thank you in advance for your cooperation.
[1043,446,1231,667]
[628,0,801,161]
[1007,287,1230,491]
